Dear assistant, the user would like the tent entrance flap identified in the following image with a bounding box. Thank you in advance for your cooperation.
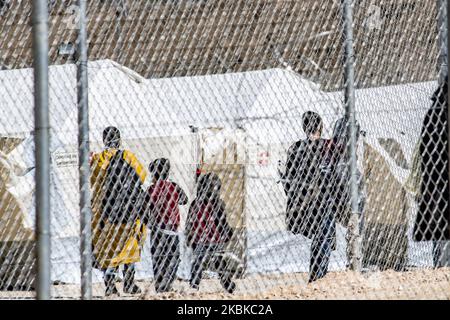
[0,136,35,291]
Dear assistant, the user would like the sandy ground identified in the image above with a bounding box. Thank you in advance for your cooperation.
[1,268,449,300]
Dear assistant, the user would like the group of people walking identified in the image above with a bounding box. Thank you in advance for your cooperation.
[89,77,450,296]
[90,111,363,296]
[90,126,236,296]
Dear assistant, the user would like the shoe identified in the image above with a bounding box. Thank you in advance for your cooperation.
[220,278,236,294]
[104,272,120,297]
[308,273,326,283]
[123,264,142,294]
[124,283,142,294]
[105,284,119,296]
[225,281,236,294]
[155,286,171,293]
[190,283,200,290]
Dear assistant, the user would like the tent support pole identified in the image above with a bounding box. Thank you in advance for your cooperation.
[33,0,51,300]
[343,0,361,272]
[77,0,92,300]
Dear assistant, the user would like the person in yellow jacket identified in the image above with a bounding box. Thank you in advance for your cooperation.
[90,126,147,296]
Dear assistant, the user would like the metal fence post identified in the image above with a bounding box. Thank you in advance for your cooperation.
[439,0,448,83]
[77,0,92,299]
[447,2,450,254]
[343,0,361,271]
[32,0,51,300]
[438,0,450,267]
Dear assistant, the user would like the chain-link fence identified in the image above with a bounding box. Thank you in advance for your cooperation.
[0,0,449,300]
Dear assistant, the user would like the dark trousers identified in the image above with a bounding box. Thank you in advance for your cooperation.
[103,263,136,290]
[190,244,233,290]
[151,229,180,292]
[309,212,335,282]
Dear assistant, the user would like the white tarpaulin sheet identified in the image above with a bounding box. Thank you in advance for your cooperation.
[0,60,438,283]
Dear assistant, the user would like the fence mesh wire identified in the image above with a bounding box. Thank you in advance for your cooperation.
[0,0,449,299]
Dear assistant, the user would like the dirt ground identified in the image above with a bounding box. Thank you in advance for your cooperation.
[1,268,449,300]
[136,268,450,300]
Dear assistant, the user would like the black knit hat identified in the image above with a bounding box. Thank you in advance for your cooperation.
[103,126,121,148]
[149,158,171,180]
[197,173,221,196]
[302,111,323,136]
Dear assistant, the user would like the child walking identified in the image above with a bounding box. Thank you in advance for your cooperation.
[141,158,188,293]
[186,173,236,294]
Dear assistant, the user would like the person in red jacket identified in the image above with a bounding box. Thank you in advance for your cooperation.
[186,173,236,293]
[141,158,188,293]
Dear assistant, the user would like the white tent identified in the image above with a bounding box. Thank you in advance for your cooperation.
[0,60,437,285]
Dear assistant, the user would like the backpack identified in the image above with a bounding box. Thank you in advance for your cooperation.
[101,150,143,224]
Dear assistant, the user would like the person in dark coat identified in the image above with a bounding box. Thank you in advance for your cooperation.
[414,77,450,266]
[329,117,365,226]
[141,158,188,293]
[186,173,236,293]
[329,117,366,268]
[280,111,336,282]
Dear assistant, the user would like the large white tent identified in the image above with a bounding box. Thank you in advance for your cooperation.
[0,60,438,285]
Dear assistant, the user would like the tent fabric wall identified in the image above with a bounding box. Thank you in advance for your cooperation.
[362,142,409,270]
[0,59,439,284]
[0,144,35,289]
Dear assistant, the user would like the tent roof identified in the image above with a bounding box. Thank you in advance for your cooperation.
[0,59,436,161]
[0,59,146,136]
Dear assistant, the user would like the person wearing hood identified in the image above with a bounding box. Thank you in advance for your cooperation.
[90,126,147,296]
[185,173,236,293]
[328,116,366,268]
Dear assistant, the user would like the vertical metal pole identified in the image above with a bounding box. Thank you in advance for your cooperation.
[242,128,248,278]
[446,0,450,249]
[32,0,51,300]
[343,0,361,271]
[439,0,448,84]
[438,0,450,266]
[77,0,92,299]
